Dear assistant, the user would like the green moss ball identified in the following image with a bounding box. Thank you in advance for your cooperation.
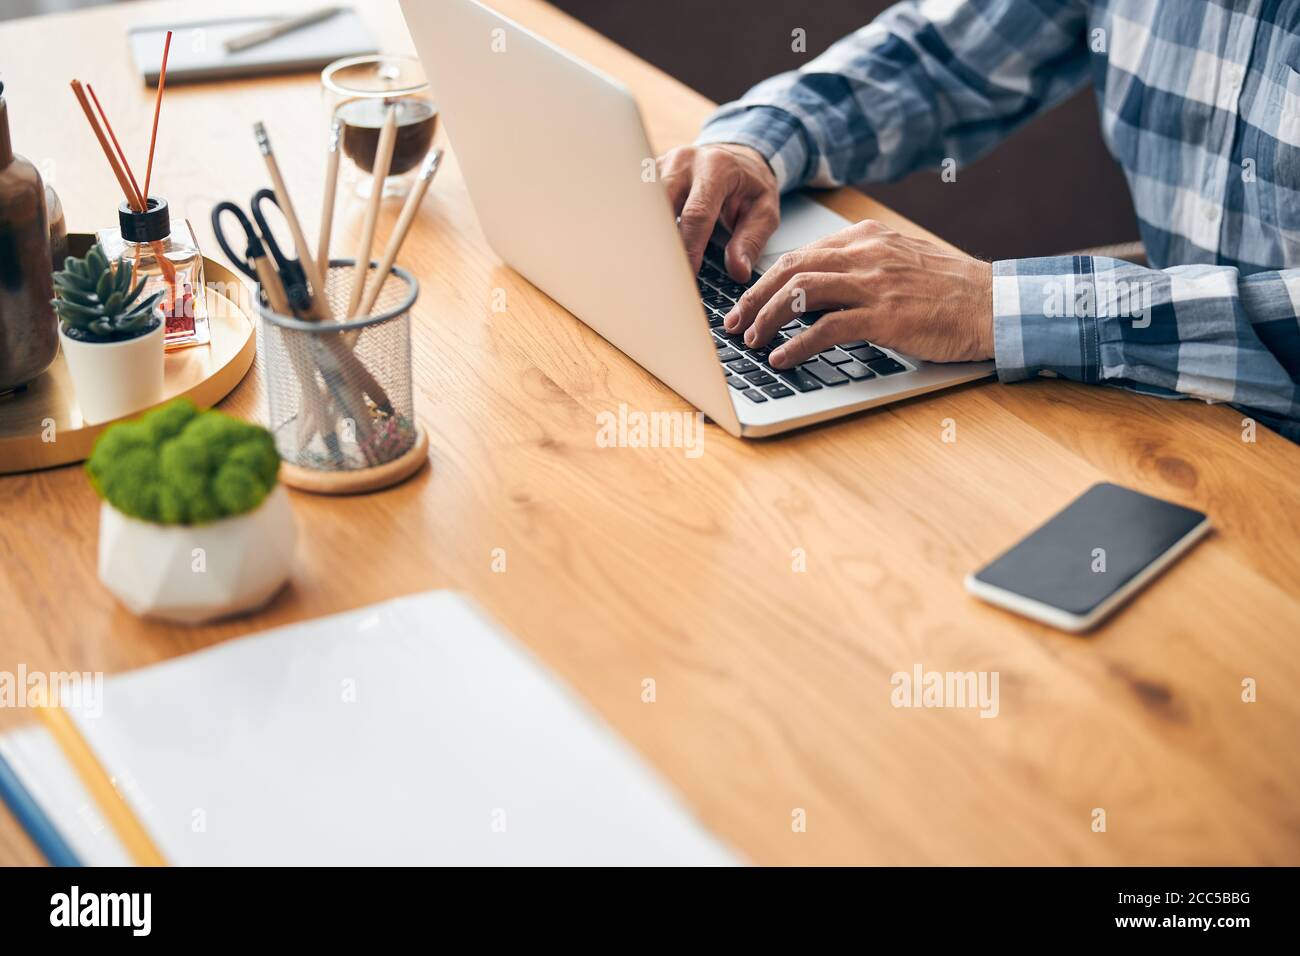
[86,399,279,525]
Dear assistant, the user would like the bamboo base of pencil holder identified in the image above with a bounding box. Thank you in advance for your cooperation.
[256,260,427,495]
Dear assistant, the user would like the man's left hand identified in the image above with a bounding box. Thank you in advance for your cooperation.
[722,219,994,369]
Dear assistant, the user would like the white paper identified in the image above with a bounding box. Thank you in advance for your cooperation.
[1,592,738,866]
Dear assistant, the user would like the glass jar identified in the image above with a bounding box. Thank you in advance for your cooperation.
[321,54,438,199]
[97,197,209,350]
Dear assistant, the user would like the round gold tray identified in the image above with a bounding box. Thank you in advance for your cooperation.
[0,235,256,475]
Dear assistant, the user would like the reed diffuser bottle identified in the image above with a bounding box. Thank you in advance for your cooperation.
[0,80,59,391]
[97,197,209,349]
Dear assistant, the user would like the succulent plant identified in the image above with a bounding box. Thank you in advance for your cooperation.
[87,399,281,525]
[52,242,164,342]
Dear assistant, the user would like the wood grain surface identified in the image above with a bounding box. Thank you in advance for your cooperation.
[0,0,1297,866]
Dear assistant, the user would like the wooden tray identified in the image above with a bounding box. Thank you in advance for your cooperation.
[0,236,256,475]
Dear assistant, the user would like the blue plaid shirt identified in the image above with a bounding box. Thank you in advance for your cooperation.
[697,0,1300,441]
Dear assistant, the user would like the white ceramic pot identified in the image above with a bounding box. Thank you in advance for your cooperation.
[59,314,164,426]
[98,485,297,624]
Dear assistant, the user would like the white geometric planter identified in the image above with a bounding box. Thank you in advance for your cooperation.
[59,316,164,426]
[97,486,297,624]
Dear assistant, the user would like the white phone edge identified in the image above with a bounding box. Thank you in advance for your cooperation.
[964,517,1212,633]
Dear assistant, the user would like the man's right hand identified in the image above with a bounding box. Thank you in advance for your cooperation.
[656,143,781,282]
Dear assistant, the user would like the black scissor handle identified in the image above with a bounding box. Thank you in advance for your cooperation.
[250,188,312,315]
[210,201,263,283]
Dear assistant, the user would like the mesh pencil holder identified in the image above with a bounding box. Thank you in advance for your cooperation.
[255,260,427,494]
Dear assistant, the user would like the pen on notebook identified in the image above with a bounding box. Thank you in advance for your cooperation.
[0,750,82,867]
[224,6,342,54]
[33,689,168,867]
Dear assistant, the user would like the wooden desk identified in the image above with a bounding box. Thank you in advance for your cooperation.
[2,0,1298,867]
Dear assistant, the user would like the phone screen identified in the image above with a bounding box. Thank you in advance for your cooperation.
[969,483,1209,623]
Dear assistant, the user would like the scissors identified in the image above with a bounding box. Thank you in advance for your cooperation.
[212,189,313,316]
[212,189,343,459]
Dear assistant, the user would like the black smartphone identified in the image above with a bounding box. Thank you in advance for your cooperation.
[965,483,1211,632]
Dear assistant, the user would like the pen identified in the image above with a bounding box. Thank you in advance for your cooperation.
[224,6,342,54]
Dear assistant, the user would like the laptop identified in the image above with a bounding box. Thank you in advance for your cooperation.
[398,0,994,437]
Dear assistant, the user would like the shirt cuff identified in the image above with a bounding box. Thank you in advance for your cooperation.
[694,105,811,193]
[992,257,1102,385]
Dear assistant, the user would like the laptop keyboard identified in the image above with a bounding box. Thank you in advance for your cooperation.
[697,249,909,403]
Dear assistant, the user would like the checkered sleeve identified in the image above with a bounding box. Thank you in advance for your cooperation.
[993,257,1300,440]
[695,0,1090,191]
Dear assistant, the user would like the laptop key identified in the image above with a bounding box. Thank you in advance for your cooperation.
[867,356,908,375]
[847,345,885,363]
[745,370,776,387]
[716,348,742,363]
[727,358,758,375]
[802,359,850,386]
[839,340,868,349]
[741,388,767,403]
[778,368,823,392]
[763,383,795,399]
[820,349,851,365]
[839,360,875,381]
[726,375,748,389]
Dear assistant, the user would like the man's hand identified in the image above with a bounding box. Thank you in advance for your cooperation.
[657,143,781,281]
[722,219,994,369]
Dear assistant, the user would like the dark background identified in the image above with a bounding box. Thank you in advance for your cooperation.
[551,0,1140,260]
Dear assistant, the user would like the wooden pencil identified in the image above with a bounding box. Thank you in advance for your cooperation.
[356,147,443,319]
[345,103,398,320]
[33,689,168,867]
[316,117,344,273]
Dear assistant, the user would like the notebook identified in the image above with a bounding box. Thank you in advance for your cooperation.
[128,10,379,86]
[0,591,738,866]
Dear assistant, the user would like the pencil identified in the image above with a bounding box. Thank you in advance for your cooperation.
[316,117,343,273]
[346,103,398,320]
[33,690,168,867]
[356,147,442,320]
[0,749,81,867]
[253,121,330,318]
